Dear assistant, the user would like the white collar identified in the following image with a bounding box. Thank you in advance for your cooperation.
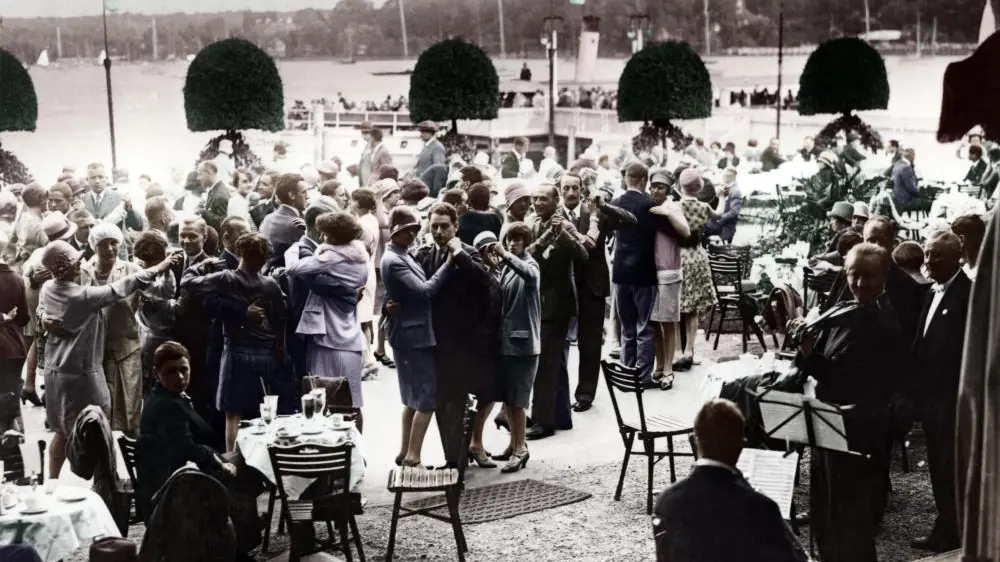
[931,269,962,293]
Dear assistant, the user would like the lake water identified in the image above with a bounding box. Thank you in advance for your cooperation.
[0,55,956,184]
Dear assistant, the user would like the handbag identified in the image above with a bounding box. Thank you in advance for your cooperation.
[89,537,138,562]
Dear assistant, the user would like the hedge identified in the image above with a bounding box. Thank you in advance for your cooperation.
[408,38,500,128]
[617,41,712,124]
[798,38,890,116]
[0,49,38,133]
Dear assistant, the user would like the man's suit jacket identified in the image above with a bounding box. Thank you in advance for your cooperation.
[892,159,920,205]
[568,202,636,298]
[250,198,277,229]
[415,242,490,352]
[412,139,446,179]
[654,464,806,562]
[707,186,742,243]
[965,158,989,186]
[913,272,971,405]
[83,189,123,220]
[825,262,924,345]
[501,151,522,179]
[527,212,588,322]
[259,205,305,271]
[380,243,452,351]
[202,181,231,234]
[369,144,393,183]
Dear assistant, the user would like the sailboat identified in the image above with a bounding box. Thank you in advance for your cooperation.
[36,49,50,67]
[98,50,107,65]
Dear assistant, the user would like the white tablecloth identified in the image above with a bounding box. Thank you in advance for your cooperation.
[698,356,794,402]
[236,415,366,496]
[0,487,121,562]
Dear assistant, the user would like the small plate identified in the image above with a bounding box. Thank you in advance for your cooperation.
[250,427,267,436]
[20,506,47,515]
[301,427,324,435]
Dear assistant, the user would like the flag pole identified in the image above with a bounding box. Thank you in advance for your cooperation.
[102,0,118,173]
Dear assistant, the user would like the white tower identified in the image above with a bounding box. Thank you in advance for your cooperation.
[575,16,601,83]
[981,0,995,44]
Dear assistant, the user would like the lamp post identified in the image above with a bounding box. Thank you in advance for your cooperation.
[102,0,118,173]
[542,12,563,148]
[498,0,507,58]
[627,14,650,54]
[776,2,784,140]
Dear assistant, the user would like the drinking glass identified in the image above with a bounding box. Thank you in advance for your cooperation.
[310,388,327,417]
[260,403,275,425]
[264,395,278,412]
[301,395,316,421]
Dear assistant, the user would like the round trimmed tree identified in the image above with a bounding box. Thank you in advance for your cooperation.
[408,38,499,136]
[184,38,284,166]
[618,41,712,149]
[0,48,37,185]
[798,37,889,151]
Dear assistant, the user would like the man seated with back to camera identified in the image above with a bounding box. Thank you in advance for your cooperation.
[652,399,807,562]
[787,242,904,562]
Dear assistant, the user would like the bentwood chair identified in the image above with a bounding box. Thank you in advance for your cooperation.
[602,361,696,515]
[267,443,365,562]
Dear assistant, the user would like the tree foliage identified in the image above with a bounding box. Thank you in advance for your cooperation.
[408,38,499,126]
[798,38,890,116]
[0,49,38,133]
[183,38,284,133]
[617,41,712,124]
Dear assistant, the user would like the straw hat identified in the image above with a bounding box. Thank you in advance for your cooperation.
[40,211,77,242]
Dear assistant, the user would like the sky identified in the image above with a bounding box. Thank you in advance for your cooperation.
[0,0,385,19]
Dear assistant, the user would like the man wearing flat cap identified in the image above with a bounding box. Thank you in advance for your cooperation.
[410,121,446,180]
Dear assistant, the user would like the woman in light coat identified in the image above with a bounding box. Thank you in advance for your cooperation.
[80,223,144,435]
[287,212,369,427]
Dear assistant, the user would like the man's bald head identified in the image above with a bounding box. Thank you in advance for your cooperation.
[862,215,897,251]
[694,399,746,466]
[923,229,963,283]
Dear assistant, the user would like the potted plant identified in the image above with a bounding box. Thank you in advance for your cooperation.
[183,38,285,168]
[0,49,37,186]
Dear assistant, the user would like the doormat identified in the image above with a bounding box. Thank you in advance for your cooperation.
[403,478,591,524]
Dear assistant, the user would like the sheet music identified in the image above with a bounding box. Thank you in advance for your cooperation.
[757,391,854,454]
[736,449,800,520]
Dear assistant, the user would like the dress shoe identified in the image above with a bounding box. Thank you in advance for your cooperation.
[526,425,555,441]
[572,400,592,412]
[672,357,693,372]
[910,536,958,553]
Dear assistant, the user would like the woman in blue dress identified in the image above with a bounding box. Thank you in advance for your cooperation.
[180,233,286,453]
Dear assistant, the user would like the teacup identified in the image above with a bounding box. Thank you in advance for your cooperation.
[44,479,59,495]
[22,494,41,511]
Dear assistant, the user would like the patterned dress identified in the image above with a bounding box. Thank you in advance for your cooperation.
[679,197,717,314]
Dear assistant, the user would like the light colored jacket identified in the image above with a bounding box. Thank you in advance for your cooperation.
[288,242,369,353]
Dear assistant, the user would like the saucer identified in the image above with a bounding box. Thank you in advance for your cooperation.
[301,426,324,435]
[20,506,47,515]
[56,489,87,502]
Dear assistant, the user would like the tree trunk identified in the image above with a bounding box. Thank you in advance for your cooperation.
[451,119,458,135]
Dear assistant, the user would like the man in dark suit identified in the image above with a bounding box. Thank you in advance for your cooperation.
[910,231,970,553]
[415,203,492,465]
[654,399,807,562]
[559,172,636,412]
[197,160,230,234]
[526,184,588,440]
[259,173,308,272]
[760,138,785,172]
[703,168,742,244]
[172,217,212,418]
[892,148,920,205]
[501,136,529,179]
[409,121,447,180]
[964,144,989,187]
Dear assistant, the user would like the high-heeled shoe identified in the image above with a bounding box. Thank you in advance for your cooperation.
[501,450,530,473]
[492,446,513,461]
[394,454,404,466]
[493,416,510,432]
[373,352,396,369]
[20,389,43,407]
[468,448,497,468]
[401,459,424,468]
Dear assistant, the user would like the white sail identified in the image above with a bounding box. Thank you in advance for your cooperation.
[36,49,49,67]
[981,0,996,44]
[98,50,107,64]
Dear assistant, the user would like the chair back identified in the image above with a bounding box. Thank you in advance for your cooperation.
[600,360,650,434]
[708,253,746,302]
[268,442,352,497]
[139,469,236,562]
[0,443,24,483]
[709,244,753,280]
[118,436,139,489]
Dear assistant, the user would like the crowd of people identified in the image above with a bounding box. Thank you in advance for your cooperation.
[0,109,990,560]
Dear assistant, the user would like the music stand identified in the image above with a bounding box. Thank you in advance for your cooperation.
[751,387,863,558]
